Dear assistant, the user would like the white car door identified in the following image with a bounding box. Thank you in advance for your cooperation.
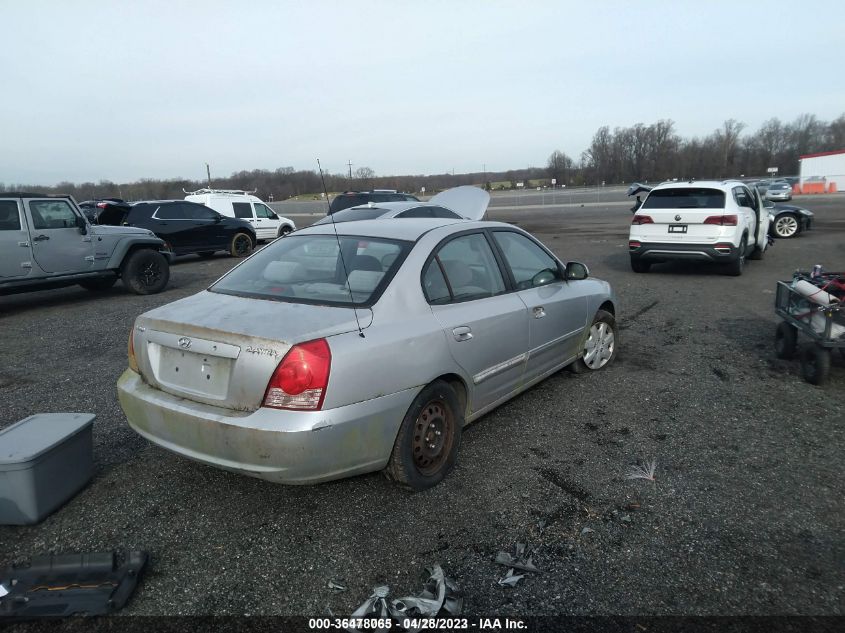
[253,202,281,239]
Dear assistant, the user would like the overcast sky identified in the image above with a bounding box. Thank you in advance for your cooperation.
[2,1,843,185]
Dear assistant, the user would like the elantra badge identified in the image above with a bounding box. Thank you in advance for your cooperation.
[675,214,682,221]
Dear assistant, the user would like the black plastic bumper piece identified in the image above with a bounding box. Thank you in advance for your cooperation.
[630,242,737,263]
[0,550,148,619]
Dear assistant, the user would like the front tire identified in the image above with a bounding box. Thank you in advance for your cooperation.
[772,213,800,239]
[121,249,169,295]
[385,380,463,491]
[569,309,618,373]
[277,225,293,238]
[229,232,253,258]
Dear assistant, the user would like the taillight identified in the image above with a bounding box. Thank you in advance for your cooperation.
[263,339,331,411]
[629,241,641,250]
[631,215,654,225]
[96,202,108,208]
[128,329,139,373]
[704,214,738,226]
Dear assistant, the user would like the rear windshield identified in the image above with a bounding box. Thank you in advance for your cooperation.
[642,188,726,209]
[210,234,410,306]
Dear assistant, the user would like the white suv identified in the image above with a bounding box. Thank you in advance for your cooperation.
[628,180,770,275]
[184,189,295,241]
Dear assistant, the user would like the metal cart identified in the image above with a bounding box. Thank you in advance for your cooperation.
[774,276,845,385]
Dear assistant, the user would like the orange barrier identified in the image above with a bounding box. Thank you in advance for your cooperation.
[792,183,801,194]
[828,182,838,193]
[801,182,826,194]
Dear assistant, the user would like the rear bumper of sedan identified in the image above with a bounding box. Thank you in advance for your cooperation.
[629,241,739,263]
[118,369,417,484]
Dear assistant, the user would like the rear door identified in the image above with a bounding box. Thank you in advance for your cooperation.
[183,203,228,249]
[0,199,33,278]
[25,198,93,273]
[423,231,530,413]
[636,187,728,242]
[491,230,588,380]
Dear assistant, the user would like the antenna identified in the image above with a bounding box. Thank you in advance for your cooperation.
[318,159,365,339]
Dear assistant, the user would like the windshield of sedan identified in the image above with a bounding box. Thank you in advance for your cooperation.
[210,234,410,306]
[642,188,726,209]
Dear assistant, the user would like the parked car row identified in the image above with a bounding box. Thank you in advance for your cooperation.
[81,190,297,259]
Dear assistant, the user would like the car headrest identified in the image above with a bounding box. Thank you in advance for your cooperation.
[263,261,308,283]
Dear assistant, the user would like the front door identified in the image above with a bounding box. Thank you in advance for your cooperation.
[0,199,33,279]
[424,232,530,414]
[491,230,588,380]
[25,199,92,273]
[253,202,280,239]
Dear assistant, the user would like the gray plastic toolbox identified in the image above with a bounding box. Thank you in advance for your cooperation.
[0,413,95,525]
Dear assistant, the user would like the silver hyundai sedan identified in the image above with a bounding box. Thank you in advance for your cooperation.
[118,190,618,490]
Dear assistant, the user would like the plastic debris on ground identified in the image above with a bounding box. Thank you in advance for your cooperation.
[0,550,147,619]
[347,564,462,631]
[494,543,542,587]
[328,580,347,592]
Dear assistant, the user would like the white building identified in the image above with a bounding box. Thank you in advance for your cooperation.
[799,149,845,193]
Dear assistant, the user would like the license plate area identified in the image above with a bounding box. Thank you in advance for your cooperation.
[154,345,232,399]
[668,224,688,233]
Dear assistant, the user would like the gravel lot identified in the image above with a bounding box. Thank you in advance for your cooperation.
[1,195,843,617]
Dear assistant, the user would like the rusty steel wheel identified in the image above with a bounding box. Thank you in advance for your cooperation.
[411,400,456,476]
[386,380,463,490]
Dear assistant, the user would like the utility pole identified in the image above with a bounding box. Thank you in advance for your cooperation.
[206,163,212,188]
[347,160,353,180]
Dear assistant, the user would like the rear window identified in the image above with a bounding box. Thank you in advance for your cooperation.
[210,234,411,307]
[642,188,726,209]
[769,183,789,190]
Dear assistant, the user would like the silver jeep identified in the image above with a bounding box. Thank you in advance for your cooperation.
[0,192,170,296]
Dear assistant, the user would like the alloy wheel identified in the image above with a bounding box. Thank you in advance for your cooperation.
[774,216,798,238]
[583,322,615,369]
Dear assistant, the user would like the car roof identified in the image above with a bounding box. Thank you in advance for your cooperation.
[342,201,432,216]
[296,218,508,241]
[650,180,747,192]
[1,192,72,199]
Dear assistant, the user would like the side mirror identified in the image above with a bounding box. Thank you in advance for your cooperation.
[270,212,279,220]
[565,261,589,280]
[214,214,223,223]
[531,268,557,287]
[75,214,88,235]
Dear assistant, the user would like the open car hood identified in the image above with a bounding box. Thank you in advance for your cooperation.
[430,186,490,220]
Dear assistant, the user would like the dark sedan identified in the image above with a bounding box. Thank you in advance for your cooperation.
[97,200,257,257]
[764,200,814,239]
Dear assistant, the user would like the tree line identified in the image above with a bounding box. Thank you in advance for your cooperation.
[2,112,842,201]
[569,113,844,187]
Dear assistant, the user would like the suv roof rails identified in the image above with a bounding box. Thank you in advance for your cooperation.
[183,188,257,196]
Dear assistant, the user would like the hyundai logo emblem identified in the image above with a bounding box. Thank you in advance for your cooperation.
[674,214,682,221]
[177,337,192,349]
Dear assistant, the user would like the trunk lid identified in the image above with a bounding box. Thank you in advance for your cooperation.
[132,290,371,411]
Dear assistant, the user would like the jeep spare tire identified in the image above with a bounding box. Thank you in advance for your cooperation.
[121,249,170,295]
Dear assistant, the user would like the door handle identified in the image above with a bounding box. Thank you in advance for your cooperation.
[33,234,50,242]
[452,326,473,342]
[533,306,546,318]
